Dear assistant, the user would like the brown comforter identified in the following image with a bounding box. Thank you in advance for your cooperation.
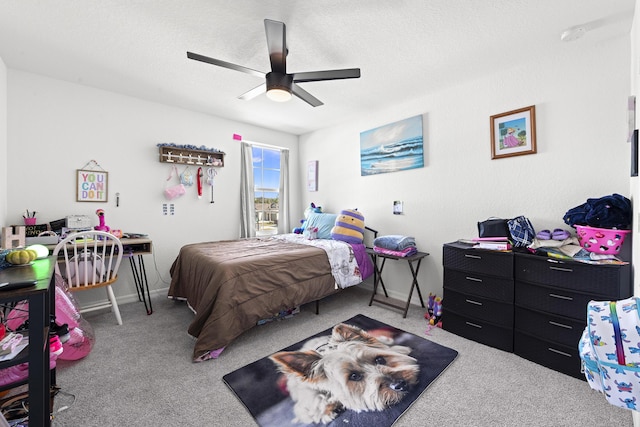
[168,237,338,361]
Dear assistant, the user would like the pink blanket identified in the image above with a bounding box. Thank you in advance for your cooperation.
[373,245,417,257]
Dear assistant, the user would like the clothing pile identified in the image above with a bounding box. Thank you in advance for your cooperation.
[563,193,632,229]
[373,235,417,257]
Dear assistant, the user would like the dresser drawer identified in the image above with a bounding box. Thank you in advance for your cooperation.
[514,331,583,379]
[514,306,585,347]
[515,281,592,320]
[444,288,513,326]
[444,268,513,302]
[515,254,631,298]
[443,311,513,352]
[443,243,513,278]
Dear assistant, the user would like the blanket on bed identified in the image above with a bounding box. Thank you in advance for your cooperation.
[168,236,372,361]
[272,234,372,288]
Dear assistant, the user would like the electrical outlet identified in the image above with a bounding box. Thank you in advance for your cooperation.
[393,200,403,215]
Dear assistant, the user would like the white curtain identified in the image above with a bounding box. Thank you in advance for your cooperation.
[240,142,255,238]
[278,149,290,234]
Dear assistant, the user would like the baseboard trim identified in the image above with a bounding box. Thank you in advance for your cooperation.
[357,281,427,308]
[81,286,170,312]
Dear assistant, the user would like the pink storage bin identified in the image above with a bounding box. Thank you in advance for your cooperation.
[575,225,630,255]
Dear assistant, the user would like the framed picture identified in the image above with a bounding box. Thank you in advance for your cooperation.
[307,160,318,192]
[360,115,424,176]
[490,105,537,160]
[76,169,108,202]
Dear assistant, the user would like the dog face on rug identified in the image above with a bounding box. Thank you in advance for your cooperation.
[269,323,420,424]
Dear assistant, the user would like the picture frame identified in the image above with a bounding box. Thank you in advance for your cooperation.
[76,169,108,202]
[490,105,537,160]
[307,160,318,192]
[360,115,424,176]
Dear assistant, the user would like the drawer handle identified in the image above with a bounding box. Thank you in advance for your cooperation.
[549,266,573,273]
[465,321,482,329]
[549,293,573,301]
[549,321,573,330]
[548,347,572,358]
[464,254,482,259]
[465,276,483,283]
[465,299,483,306]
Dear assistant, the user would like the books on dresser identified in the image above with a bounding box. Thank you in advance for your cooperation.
[457,237,512,251]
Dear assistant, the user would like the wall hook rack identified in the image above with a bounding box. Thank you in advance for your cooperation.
[158,145,224,167]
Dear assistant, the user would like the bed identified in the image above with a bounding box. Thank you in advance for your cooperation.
[168,232,374,362]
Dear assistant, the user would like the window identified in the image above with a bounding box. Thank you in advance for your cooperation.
[253,146,280,236]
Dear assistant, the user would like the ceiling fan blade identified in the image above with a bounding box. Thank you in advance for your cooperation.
[291,83,323,107]
[292,68,361,83]
[264,19,287,74]
[238,83,266,101]
[187,51,265,78]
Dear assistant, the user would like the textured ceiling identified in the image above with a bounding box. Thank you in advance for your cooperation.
[0,0,634,135]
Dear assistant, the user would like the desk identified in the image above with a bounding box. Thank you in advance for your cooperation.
[366,248,429,318]
[121,238,153,315]
[45,238,153,315]
[0,257,55,427]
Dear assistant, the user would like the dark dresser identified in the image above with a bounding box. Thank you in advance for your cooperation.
[442,241,632,379]
[513,252,631,379]
[442,242,515,352]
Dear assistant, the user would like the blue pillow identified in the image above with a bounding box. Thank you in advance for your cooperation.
[304,213,338,240]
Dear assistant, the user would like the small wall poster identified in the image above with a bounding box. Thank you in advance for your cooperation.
[76,169,108,202]
[307,160,318,192]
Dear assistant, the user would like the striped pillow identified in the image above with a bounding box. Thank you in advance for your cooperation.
[331,209,365,244]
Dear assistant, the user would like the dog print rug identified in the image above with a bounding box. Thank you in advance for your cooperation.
[223,314,458,427]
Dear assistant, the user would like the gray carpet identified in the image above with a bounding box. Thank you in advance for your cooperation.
[50,286,632,426]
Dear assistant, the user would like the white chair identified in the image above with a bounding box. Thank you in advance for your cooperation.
[52,230,123,325]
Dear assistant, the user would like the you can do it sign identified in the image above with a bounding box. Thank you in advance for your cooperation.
[76,169,108,202]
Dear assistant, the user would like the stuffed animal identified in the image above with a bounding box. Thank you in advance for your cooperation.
[330,209,365,243]
[424,293,443,331]
[293,203,322,234]
[94,209,110,232]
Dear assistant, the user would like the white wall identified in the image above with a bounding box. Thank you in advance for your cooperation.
[0,57,6,227]
[630,1,639,426]
[299,33,632,302]
[6,70,300,306]
[1,25,634,310]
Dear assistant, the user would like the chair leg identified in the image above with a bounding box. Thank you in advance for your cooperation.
[105,285,123,326]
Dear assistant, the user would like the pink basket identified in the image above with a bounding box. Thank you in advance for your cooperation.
[575,225,630,255]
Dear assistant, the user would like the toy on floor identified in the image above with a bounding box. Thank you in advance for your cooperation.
[293,202,322,234]
[94,208,110,232]
[425,293,443,333]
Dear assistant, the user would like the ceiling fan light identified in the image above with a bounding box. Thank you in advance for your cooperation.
[266,88,292,102]
[265,72,293,102]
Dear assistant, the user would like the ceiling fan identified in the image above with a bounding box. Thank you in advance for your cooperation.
[187,19,361,107]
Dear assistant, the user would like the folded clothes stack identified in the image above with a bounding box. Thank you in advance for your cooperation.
[373,235,417,257]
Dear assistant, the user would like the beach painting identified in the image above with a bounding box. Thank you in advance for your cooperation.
[360,115,424,176]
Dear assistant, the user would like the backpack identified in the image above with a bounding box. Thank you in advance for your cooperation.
[507,215,535,247]
[579,297,640,411]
